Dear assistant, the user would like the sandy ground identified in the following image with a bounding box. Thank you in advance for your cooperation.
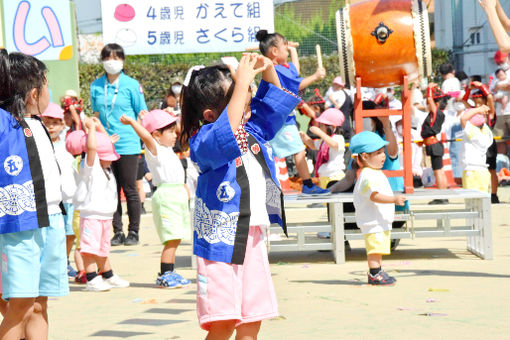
[46,187,510,340]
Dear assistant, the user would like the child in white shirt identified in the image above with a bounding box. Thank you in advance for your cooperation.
[74,119,129,291]
[493,68,509,111]
[121,110,191,288]
[351,131,406,285]
[299,108,346,188]
[460,106,493,193]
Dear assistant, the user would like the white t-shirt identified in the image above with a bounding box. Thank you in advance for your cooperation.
[54,140,77,203]
[442,77,462,112]
[325,87,347,108]
[144,143,185,186]
[74,154,117,219]
[353,167,394,234]
[461,121,493,171]
[397,128,423,177]
[314,134,346,177]
[26,118,62,215]
[411,88,427,129]
[242,150,270,228]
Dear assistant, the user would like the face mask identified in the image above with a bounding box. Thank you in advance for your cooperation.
[501,63,509,71]
[171,84,182,96]
[387,92,394,100]
[454,102,465,112]
[103,60,123,75]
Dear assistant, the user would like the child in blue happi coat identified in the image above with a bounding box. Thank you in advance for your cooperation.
[180,54,300,339]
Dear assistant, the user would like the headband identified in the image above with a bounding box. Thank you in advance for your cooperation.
[183,65,205,87]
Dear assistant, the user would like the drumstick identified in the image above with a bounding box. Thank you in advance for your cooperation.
[316,44,323,69]
[245,46,259,52]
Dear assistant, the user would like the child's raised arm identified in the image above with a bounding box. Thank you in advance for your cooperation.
[309,126,340,150]
[120,114,157,156]
[460,105,489,128]
[299,68,326,91]
[288,41,300,73]
[426,83,438,114]
[227,54,269,132]
[84,119,97,167]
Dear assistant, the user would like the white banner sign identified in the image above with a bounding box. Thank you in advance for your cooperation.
[101,0,274,55]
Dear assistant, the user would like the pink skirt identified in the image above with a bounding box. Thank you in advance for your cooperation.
[196,226,278,330]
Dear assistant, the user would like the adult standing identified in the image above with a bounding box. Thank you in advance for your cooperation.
[479,0,510,53]
[324,77,354,140]
[90,43,148,246]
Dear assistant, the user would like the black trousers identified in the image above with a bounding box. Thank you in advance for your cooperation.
[112,154,141,234]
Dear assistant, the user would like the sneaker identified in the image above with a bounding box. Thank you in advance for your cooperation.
[156,271,182,289]
[491,194,500,204]
[67,263,78,278]
[75,270,87,284]
[111,232,125,246]
[170,271,191,286]
[367,270,396,286]
[428,199,449,205]
[104,274,130,288]
[301,184,330,195]
[124,231,139,246]
[86,275,111,291]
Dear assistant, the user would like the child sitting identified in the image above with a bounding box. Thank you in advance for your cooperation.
[41,103,78,277]
[74,119,129,291]
[121,110,191,288]
[351,131,406,285]
[299,108,346,188]
[460,106,493,192]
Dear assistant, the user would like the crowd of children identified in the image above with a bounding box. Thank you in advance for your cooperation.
[0,28,509,338]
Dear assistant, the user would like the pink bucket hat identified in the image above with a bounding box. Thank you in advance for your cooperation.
[42,102,64,120]
[65,130,86,155]
[82,132,120,161]
[315,108,345,127]
[332,76,345,86]
[142,109,179,133]
[469,113,485,127]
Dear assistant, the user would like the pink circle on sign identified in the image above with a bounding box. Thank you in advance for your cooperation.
[114,4,135,22]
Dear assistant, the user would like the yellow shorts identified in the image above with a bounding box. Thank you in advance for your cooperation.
[364,231,391,255]
[462,170,490,193]
[319,172,346,189]
[72,209,81,249]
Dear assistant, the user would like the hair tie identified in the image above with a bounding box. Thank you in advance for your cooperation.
[183,65,205,87]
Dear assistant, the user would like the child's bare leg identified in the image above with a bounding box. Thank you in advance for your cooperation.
[82,253,97,274]
[74,249,84,272]
[367,254,382,269]
[25,296,48,340]
[0,294,7,316]
[95,256,111,273]
[502,95,508,110]
[207,320,236,340]
[0,297,34,340]
[434,169,447,189]
[66,235,75,258]
[294,150,311,180]
[161,240,181,264]
[490,169,498,194]
[235,321,262,340]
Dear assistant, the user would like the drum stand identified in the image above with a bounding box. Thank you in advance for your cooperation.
[353,76,414,193]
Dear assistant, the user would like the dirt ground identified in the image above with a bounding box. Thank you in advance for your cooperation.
[47,187,510,340]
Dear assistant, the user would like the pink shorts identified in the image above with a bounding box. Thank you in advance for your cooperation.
[79,218,112,257]
[196,226,278,331]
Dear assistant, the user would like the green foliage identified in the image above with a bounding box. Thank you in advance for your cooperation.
[431,48,453,81]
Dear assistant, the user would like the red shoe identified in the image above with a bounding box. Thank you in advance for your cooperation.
[75,270,87,284]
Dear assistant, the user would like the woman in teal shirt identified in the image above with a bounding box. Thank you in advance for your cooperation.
[90,43,148,246]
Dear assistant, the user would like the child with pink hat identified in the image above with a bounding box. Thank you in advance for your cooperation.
[299,108,347,188]
[73,119,129,291]
[42,102,81,278]
[459,105,493,193]
[121,110,191,288]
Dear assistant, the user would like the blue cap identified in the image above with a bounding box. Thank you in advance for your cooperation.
[349,131,389,155]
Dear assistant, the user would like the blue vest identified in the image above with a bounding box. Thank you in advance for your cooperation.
[0,108,49,234]
[191,81,300,264]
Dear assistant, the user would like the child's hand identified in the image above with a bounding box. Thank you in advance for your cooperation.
[394,195,406,206]
[83,117,95,129]
[287,41,299,49]
[309,126,322,136]
[120,114,134,125]
[314,67,326,80]
[236,53,269,87]
[253,54,273,72]
[478,104,490,115]
[110,133,120,144]
[427,82,438,89]
[138,110,148,121]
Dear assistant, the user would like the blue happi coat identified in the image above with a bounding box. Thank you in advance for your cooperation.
[0,108,49,234]
[275,62,302,125]
[190,80,300,264]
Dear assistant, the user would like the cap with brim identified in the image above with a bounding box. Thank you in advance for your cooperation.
[42,102,64,120]
[81,132,120,161]
[494,50,508,64]
[315,108,345,127]
[349,131,389,155]
[64,89,78,98]
[142,109,179,133]
[333,76,345,86]
[65,130,86,155]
